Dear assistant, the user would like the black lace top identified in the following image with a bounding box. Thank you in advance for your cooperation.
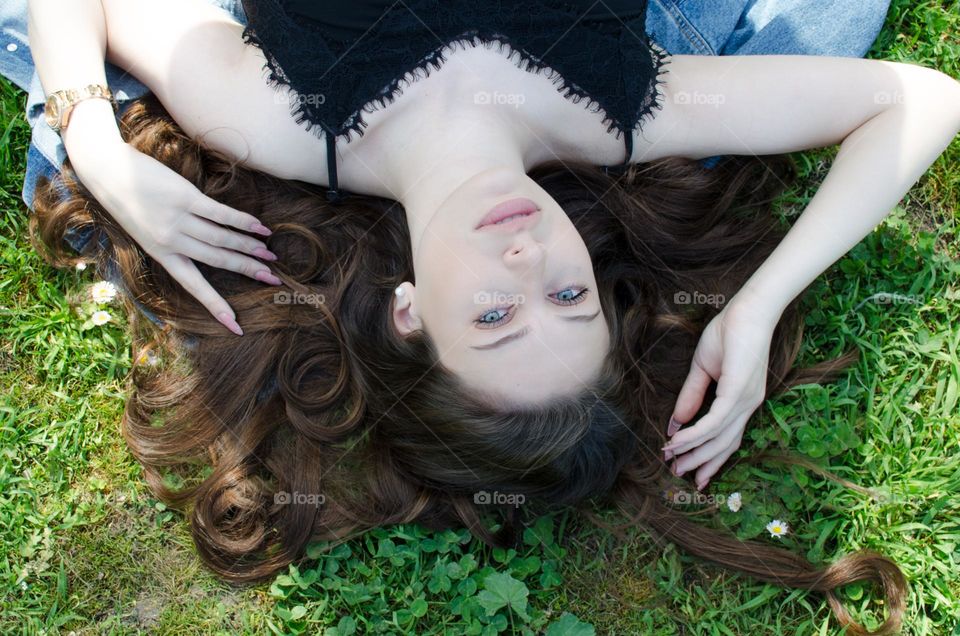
[239,0,671,202]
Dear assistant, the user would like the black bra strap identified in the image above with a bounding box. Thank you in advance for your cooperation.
[603,128,634,176]
[622,129,634,167]
[324,127,343,203]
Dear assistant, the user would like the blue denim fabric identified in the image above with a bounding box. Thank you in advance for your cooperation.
[643,0,891,168]
[645,0,890,58]
[0,0,890,326]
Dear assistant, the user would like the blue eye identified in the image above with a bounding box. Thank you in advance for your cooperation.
[552,287,589,305]
[475,307,512,328]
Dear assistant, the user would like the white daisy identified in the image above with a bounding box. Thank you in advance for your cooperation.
[90,310,112,326]
[766,519,789,538]
[75,261,87,271]
[90,281,118,304]
[135,349,159,366]
[726,492,742,512]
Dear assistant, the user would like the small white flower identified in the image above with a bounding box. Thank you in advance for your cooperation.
[75,261,87,271]
[135,349,159,366]
[91,281,118,304]
[726,492,742,512]
[766,519,789,538]
[90,310,112,326]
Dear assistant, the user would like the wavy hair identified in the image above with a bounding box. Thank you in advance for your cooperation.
[29,95,906,635]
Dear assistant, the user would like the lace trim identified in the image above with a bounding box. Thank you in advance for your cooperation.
[631,40,672,144]
[240,0,671,147]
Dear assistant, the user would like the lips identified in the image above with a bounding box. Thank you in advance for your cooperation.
[476,197,541,230]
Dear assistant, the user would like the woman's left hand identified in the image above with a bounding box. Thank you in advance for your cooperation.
[661,292,783,490]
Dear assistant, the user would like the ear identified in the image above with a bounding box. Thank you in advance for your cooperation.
[391,282,422,337]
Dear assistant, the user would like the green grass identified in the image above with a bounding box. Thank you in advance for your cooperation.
[1,1,958,633]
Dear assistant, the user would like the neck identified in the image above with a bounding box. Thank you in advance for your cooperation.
[379,100,534,253]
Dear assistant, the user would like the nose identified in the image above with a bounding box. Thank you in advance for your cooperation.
[503,233,545,270]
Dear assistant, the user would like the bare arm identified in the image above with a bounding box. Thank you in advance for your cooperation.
[27,0,123,158]
[31,0,327,185]
[26,0,289,335]
[645,55,960,486]
[97,0,327,185]
[636,54,960,318]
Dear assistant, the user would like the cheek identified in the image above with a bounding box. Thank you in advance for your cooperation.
[416,289,465,348]
[413,252,473,324]
[418,235,494,289]
[416,225,470,270]
[569,236,595,272]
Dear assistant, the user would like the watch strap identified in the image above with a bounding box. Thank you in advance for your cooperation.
[63,84,118,109]
[46,84,119,132]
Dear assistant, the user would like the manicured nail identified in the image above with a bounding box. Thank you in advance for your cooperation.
[667,416,682,437]
[250,222,272,236]
[217,312,243,336]
[253,247,278,261]
[255,270,283,286]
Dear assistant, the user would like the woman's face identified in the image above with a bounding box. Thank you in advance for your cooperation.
[392,168,610,406]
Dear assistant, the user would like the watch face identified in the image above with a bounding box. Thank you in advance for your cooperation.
[44,94,62,129]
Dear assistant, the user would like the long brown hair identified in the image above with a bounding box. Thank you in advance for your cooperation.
[30,95,906,634]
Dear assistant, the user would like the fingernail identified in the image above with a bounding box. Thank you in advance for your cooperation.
[695,479,706,492]
[217,312,243,336]
[663,449,674,461]
[250,222,272,236]
[667,416,682,437]
[253,247,278,261]
[255,270,283,286]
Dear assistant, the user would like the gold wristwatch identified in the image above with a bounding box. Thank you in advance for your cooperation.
[43,84,119,133]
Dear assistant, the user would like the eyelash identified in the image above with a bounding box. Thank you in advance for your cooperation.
[475,306,513,329]
[474,287,590,328]
[552,287,589,306]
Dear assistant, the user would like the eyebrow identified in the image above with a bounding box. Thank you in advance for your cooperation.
[468,309,602,351]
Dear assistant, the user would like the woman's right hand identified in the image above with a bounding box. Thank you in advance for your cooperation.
[69,137,283,336]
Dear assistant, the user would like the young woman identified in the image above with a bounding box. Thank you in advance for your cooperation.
[7,0,959,631]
